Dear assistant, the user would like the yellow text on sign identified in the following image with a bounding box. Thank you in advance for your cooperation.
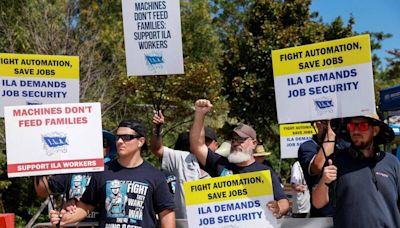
[0,53,79,79]
[279,123,317,137]
[272,34,371,76]
[184,170,272,206]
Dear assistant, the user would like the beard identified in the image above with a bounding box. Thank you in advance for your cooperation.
[228,148,252,164]
[351,134,374,150]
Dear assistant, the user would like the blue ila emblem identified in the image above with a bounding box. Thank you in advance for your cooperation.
[145,52,164,72]
[314,97,334,115]
[42,132,69,156]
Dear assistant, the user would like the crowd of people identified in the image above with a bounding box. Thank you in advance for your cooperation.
[38,99,399,228]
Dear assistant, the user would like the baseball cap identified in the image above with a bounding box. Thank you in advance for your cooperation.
[232,124,256,140]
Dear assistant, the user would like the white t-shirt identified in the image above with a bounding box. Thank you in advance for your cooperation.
[161,147,210,218]
[290,161,311,214]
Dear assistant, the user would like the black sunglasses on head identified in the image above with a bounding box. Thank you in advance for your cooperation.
[115,134,142,141]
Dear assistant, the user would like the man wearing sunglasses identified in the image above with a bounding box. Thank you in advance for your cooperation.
[190,99,289,219]
[50,119,175,228]
[312,114,399,228]
[151,110,219,219]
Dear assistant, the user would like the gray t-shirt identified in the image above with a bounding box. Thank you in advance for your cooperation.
[161,147,210,218]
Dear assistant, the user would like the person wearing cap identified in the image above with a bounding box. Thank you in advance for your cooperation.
[190,99,289,218]
[312,114,400,227]
[151,111,218,219]
[49,119,175,228]
[34,129,118,221]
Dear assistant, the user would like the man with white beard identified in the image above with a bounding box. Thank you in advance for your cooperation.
[190,99,289,218]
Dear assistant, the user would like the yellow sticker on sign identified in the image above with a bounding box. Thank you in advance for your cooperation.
[272,34,371,76]
[279,123,316,137]
[184,170,272,206]
[0,53,79,79]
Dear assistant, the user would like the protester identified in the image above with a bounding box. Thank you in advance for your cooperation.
[297,120,349,217]
[290,161,310,218]
[151,111,219,219]
[253,144,273,169]
[34,130,117,220]
[49,119,175,228]
[189,99,289,218]
[312,114,399,227]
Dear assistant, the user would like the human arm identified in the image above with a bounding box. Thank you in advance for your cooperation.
[310,122,336,175]
[290,162,306,192]
[159,209,175,228]
[151,110,165,159]
[267,199,289,218]
[49,200,94,225]
[190,99,213,166]
[312,159,336,209]
[34,176,51,198]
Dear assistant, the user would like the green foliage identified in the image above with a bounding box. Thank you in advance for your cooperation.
[0,0,398,225]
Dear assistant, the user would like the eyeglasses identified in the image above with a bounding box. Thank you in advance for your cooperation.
[115,134,142,142]
[347,122,370,132]
[230,136,249,143]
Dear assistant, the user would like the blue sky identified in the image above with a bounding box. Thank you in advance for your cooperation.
[310,0,400,67]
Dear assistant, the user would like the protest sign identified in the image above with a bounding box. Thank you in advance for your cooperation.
[184,171,277,228]
[280,123,316,159]
[272,34,375,124]
[0,53,79,117]
[5,103,103,177]
[122,0,184,76]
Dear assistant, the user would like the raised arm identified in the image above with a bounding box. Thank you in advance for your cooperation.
[34,176,51,198]
[151,110,165,159]
[310,121,336,175]
[190,99,212,166]
[312,159,337,209]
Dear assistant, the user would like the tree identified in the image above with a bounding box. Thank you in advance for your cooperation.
[0,0,226,224]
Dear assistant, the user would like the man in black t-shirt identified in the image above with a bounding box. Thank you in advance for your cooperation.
[50,119,175,228]
[190,99,289,218]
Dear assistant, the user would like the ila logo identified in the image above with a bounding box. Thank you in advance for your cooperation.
[144,52,164,72]
[314,97,334,115]
[42,132,69,156]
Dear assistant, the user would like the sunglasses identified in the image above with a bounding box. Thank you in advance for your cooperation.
[230,136,249,143]
[115,134,142,141]
[347,122,370,132]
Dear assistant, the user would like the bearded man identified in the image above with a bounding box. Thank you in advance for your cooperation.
[312,114,399,228]
[189,99,289,218]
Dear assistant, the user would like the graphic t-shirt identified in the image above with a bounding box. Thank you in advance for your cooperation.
[81,160,175,228]
[49,173,99,220]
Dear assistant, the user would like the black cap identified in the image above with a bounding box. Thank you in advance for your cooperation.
[118,119,147,138]
[205,127,217,141]
[174,132,190,151]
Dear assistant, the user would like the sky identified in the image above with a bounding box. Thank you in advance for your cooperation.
[310,0,400,67]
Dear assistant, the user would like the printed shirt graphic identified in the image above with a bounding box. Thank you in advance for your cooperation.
[69,174,91,199]
[49,173,99,220]
[81,160,174,228]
